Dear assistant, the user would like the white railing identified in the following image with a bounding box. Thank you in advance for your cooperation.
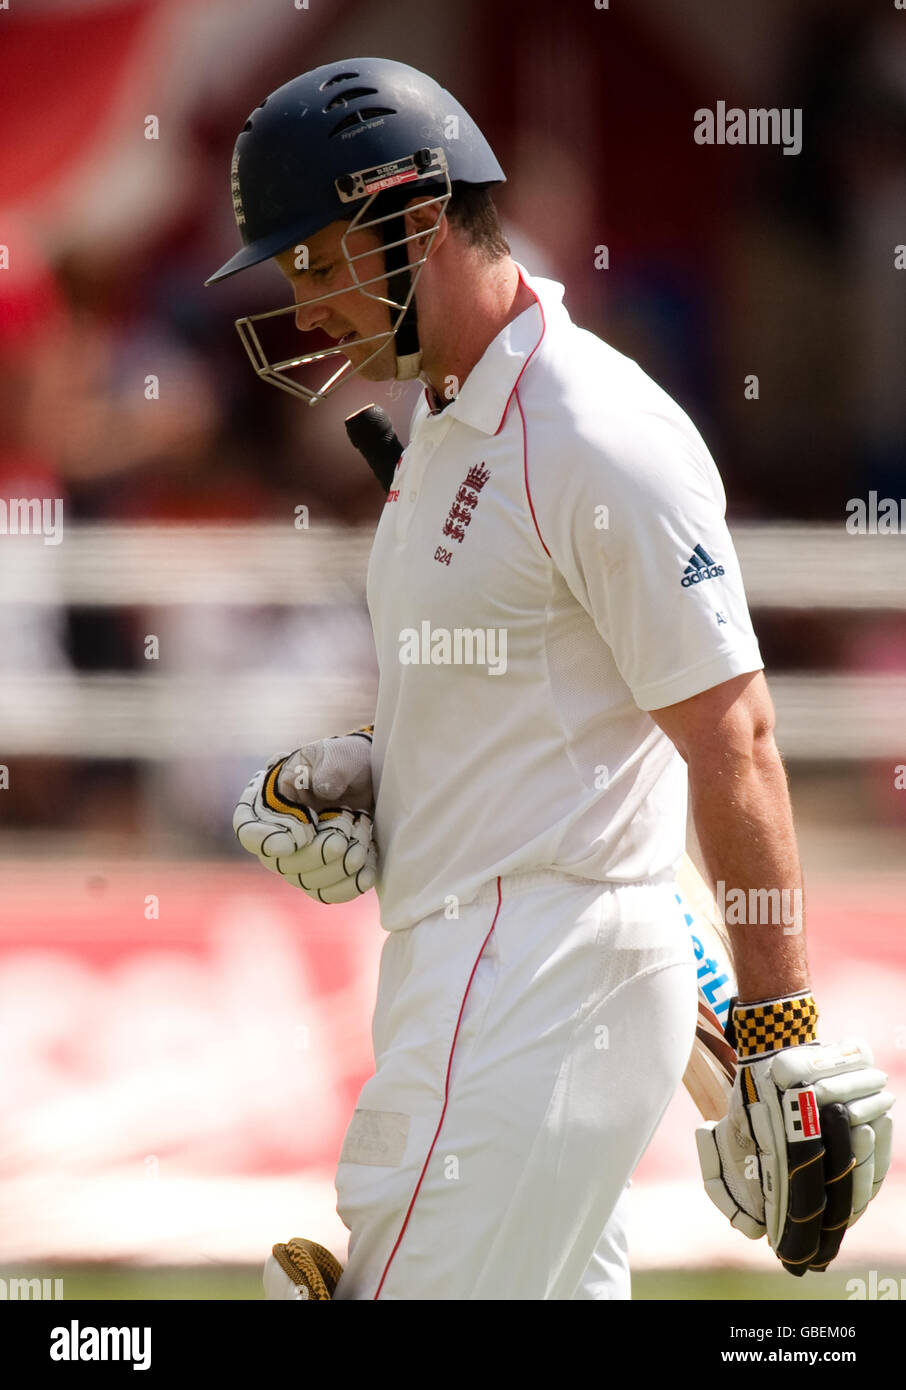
[0,671,900,759]
[0,524,903,757]
[1,523,904,607]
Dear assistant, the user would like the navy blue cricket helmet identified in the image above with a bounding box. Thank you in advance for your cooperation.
[206,58,505,285]
[205,58,505,403]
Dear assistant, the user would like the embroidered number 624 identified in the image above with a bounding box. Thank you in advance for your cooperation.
[434,546,452,567]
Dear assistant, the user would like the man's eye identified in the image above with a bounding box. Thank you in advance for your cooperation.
[311,265,332,281]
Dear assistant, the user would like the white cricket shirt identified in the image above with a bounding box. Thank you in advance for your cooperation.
[366,265,763,932]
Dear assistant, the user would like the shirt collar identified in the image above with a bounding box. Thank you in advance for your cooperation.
[421,264,566,437]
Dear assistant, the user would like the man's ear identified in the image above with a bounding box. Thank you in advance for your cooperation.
[404,197,448,258]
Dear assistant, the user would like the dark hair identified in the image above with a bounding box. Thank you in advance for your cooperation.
[444,181,510,261]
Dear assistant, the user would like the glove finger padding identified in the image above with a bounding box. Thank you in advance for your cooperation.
[267,811,377,902]
[234,758,318,858]
[738,1039,892,1276]
[810,1103,855,1270]
[314,808,371,874]
[850,1111,893,1222]
[309,838,377,904]
[869,1112,894,1201]
[811,1063,893,1224]
[271,810,373,883]
[741,1072,824,1275]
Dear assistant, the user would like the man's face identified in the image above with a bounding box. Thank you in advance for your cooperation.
[273,221,399,381]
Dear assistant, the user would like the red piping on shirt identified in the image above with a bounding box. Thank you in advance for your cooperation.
[373,877,503,1300]
[516,385,551,559]
[494,266,546,436]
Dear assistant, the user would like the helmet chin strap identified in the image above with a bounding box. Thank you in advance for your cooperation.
[382,211,423,380]
[394,346,423,381]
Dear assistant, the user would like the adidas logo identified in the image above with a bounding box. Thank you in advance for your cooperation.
[681,543,725,587]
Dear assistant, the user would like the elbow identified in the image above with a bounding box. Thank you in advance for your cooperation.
[685,704,781,781]
[750,692,781,761]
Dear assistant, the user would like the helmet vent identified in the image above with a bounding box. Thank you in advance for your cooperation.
[320,71,360,90]
[242,95,269,132]
[330,106,394,136]
[324,86,379,111]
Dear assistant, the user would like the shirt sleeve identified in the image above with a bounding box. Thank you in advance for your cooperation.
[528,403,764,710]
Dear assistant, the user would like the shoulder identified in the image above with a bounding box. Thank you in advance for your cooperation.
[520,310,723,508]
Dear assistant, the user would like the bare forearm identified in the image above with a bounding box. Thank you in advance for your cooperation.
[688,733,810,1002]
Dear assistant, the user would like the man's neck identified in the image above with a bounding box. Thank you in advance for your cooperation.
[418,254,537,404]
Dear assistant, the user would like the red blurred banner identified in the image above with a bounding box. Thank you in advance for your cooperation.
[0,864,902,1263]
[0,863,383,1181]
[0,1,158,208]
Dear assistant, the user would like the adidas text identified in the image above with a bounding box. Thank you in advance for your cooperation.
[681,543,725,587]
[681,564,725,587]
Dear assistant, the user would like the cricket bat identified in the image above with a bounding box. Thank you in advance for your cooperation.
[676,853,737,1120]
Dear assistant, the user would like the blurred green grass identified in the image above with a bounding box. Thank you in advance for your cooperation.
[0,1264,875,1300]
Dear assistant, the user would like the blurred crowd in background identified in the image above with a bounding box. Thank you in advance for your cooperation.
[0,0,904,852]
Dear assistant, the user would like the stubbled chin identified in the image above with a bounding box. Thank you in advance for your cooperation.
[359,360,395,381]
[354,345,397,381]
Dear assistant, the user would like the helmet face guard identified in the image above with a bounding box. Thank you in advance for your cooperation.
[234,147,450,407]
[206,59,504,406]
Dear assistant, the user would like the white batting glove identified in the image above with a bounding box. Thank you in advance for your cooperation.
[233,727,377,903]
[256,807,378,903]
[233,757,319,860]
[696,993,894,1275]
[277,727,374,816]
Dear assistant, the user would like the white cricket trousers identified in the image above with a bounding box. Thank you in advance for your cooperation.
[333,868,697,1300]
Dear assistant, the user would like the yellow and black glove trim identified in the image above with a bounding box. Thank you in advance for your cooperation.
[262,759,316,825]
[727,992,818,1061]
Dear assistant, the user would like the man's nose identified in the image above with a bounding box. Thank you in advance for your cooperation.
[293,291,330,334]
